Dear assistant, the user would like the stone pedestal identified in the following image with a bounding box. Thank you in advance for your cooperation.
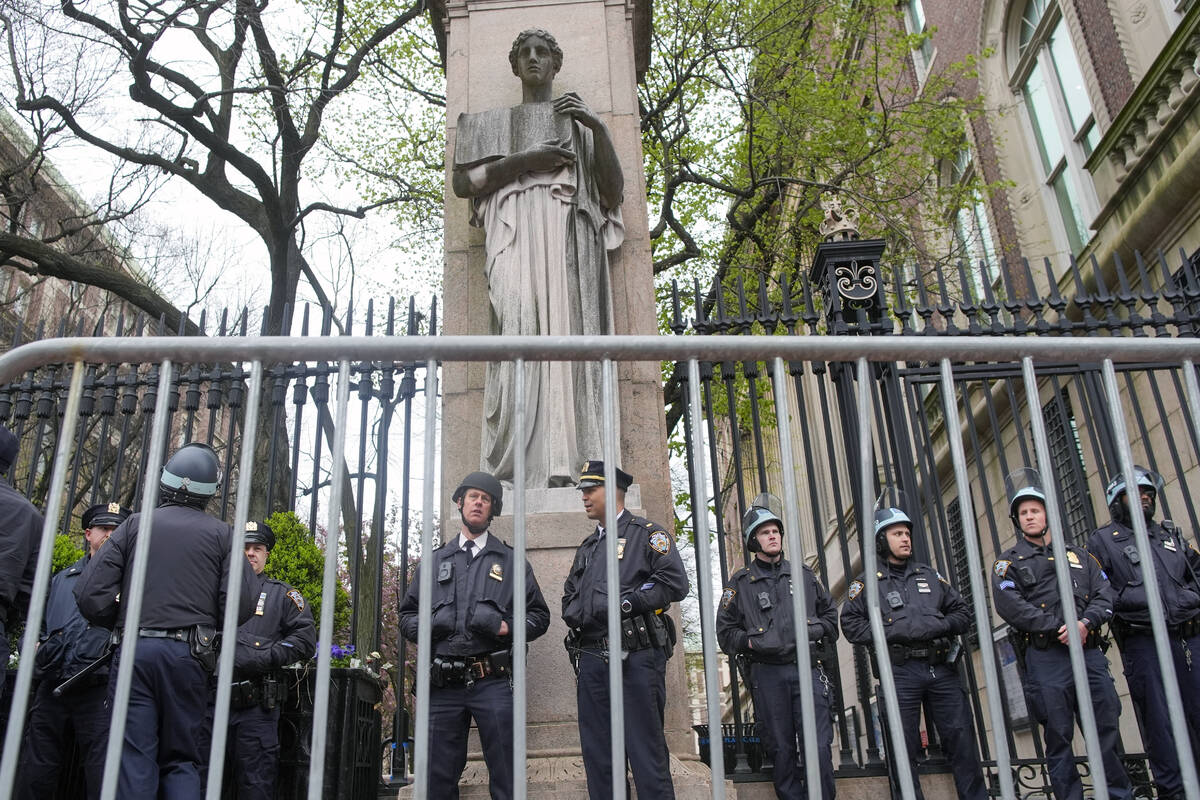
[433,0,705,794]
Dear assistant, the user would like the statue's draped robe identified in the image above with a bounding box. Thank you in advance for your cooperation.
[456,103,624,488]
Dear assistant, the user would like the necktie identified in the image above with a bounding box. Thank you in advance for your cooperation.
[463,540,475,559]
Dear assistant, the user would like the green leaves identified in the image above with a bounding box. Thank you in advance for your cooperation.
[264,511,351,637]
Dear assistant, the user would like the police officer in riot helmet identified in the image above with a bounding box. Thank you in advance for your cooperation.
[840,491,987,800]
[717,494,838,800]
[225,520,315,799]
[0,423,45,703]
[1086,466,1200,800]
[991,469,1131,800]
[17,501,130,800]
[398,471,550,800]
[563,460,689,800]
[75,442,257,798]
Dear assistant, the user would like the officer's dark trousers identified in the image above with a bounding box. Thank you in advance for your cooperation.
[1119,632,1200,798]
[426,675,513,800]
[226,704,282,800]
[577,645,676,800]
[890,660,986,800]
[749,661,836,800]
[16,680,109,800]
[110,637,213,800]
[1023,646,1131,800]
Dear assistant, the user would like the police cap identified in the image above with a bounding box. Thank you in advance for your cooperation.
[82,502,131,530]
[244,520,276,550]
[576,460,633,490]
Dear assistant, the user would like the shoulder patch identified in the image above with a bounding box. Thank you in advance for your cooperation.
[649,530,672,555]
[721,587,736,610]
[935,571,950,584]
[994,560,1011,578]
[286,589,305,611]
[848,580,863,600]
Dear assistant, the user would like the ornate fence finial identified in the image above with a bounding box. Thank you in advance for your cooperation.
[819,193,861,243]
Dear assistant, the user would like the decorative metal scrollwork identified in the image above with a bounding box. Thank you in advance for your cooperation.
[834,258,879,305]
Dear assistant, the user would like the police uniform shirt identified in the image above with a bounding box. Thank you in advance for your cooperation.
[841,559,971,645]
[991,538,1113,634]
[74,504,257,630]
[561,508,690,637]
[234,572,317,677]
[398,532,550,657]
[716,557,837,659]
[34,553,112,682]
[0,480,45,617]
[1087,519,1200,626]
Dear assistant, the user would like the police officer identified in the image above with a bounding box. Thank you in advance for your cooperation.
[398,471,550,800]
[562,459,690,800]
[0,423,44,701]
[17,501,130,800]
[991,469,1131,800]
[840,499,987,800]
[716,495,838,800]
[75,442,257,798]
[1086,466,1200,800]
[226,520,316,799]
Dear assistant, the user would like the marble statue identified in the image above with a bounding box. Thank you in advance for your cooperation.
[453,29,625,488]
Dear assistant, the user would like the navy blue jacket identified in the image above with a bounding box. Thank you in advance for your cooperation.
[991,537,1113,633]
[841,559,971,645]
[399,532,550,657]
[34,553,111,683]
[562,508,690,637]
[0,481,44,619]
[234,572,317,678]
[75,504,257,630]
[1086,519,1200,626]
[716,556,837,658]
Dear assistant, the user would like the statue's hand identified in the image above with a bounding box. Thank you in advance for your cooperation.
[554,92,602,130]
[522,139,575,172]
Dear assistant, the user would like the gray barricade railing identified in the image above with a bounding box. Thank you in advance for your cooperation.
[0,333,1198,800]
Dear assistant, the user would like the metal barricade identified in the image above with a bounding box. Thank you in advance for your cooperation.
[0,332,1197,800]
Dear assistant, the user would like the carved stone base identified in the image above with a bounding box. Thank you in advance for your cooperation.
[397,753,736,798]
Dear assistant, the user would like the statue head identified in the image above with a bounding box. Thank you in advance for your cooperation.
[509,29,564,79]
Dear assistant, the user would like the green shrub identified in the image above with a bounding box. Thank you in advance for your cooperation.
[263,511,351,639]
[51,533,86,572]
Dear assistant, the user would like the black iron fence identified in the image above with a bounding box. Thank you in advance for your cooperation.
[671,242,1200,795]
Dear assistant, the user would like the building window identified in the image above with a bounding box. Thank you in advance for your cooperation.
[946,148,1000,299]
[1043,388,1094,545]
[1011,0,1098,255]
[945,497,982,647]
[903,0,935,80]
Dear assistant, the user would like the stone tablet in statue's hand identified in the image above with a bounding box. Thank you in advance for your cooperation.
[554,92,603,131]
[521,138,575,172]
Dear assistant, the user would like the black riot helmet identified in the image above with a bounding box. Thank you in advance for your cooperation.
[159,443,221,508]
[1105,465,1162,526]
[742,493,784,553]
[873,487,914,559]
[452,471,504,516]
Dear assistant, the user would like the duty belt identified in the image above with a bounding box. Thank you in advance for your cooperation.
[889,639,951,665]
[1018,630,1102,650]
[430,651,512,688]
[1113,615,1200,640]
[133,628,189,641]
[230,677,285,711]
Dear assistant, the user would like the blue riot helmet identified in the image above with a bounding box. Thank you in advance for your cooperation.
[1105,465,1163,525]
[742,493,784,553]
[1004,467,1048,531]
[874,487,914,558]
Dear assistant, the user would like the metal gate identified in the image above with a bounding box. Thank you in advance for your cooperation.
[672,240,1200,795]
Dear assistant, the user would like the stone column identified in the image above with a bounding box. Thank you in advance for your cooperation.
[435,0,725,796]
